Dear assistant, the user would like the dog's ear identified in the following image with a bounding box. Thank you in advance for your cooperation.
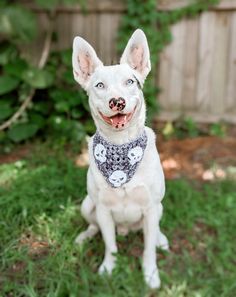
[72,37,103,89]
[120,29,151,82]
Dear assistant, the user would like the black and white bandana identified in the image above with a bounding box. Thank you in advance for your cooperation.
[93,130,147,188]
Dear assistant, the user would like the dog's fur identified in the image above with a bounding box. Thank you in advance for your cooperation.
[72,29,168,289]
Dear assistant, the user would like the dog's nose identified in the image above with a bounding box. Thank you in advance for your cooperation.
[109,97,126,111]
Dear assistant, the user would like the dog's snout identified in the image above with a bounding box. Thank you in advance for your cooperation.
[109,97,126,111]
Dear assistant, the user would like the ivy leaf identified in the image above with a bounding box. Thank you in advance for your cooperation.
[7,123,39,142]
[0,42,18,65]
[0,5,37,42]
[61,49,72,67]
[29,113,46,129]
[71,108,83,119]
[35,0,81,9]
[55,101,70,113]
[62,69,74,85]
[84,119,96,134]
[0,102,14,121]
[22,67,54,89]
[4,58,28,79]
[0,75,19,95]
[35,0,60,9]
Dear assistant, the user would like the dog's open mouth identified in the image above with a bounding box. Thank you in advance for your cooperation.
[99,107,136,129]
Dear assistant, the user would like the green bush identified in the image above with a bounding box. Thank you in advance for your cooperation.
[0,1,92,148]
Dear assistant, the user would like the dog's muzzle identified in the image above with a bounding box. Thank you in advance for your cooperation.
[109,97,126,111]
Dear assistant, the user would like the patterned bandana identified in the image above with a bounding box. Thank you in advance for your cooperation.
[93,130,147,188]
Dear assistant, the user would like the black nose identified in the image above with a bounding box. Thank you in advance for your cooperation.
[109,97,126,111]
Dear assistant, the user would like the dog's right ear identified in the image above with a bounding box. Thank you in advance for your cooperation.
[120,29,151,83]
[72,37,103,89]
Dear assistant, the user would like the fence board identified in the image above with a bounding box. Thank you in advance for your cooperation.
[210,12,230,114]
[181,18,199,111]
[226,11,236,112]
[158,40,172,110]
[98,14,113,64]
[168,20,186,110]
[196,12,216,113]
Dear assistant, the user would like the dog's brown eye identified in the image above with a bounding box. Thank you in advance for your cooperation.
[126,79,134,86]
[95,82,105,89]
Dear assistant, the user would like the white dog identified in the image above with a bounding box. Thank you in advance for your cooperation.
[72,29,169,289]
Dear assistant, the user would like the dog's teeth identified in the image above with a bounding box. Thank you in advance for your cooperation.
[124,115,127,121]
[110,118,113,125]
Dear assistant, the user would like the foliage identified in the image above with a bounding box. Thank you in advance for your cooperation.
[118,0,220,122]
[0,0,92,149]
[209,122,227,137]
[161,118,229,140]
[173,117,201,139]
[0,3,37,43]
[0,144,235,296]
[0,0,220,146]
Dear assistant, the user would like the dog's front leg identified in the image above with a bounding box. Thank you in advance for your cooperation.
[96,203,117,275]
[143,205,160,289]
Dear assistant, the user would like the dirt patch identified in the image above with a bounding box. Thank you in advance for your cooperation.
[19,232,51,259]
[158,136,236,180]
[169,220,217,261]
[0,144,31,165]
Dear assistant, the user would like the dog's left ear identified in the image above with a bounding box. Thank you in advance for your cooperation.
[120,29,151,82]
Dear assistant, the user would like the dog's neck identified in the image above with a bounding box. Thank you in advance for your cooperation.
[97,123,145,145]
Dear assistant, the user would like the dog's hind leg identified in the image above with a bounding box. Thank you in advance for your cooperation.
[75,224,99,245]
[155,203,169,251]
[156,227,169,251]
[75,195,99,245]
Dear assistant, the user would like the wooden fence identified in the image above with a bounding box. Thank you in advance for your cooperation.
[24,0,236,123]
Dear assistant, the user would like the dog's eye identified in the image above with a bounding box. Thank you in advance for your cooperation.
[126,79,134,86]
[95,82,105,89]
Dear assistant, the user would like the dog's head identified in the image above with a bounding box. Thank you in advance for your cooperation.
[72,29,151,131]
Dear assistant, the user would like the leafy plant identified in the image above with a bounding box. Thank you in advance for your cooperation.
[178,117,200,138]
[162,117,200,140]
[0,0,90,148]
[210,122,226,137]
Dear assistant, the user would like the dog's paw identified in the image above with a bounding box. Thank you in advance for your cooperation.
[144,268,161,289]
[156,232,169,251]
[74,231,87,245]
[75,225,98,245]
[98,258,116,275]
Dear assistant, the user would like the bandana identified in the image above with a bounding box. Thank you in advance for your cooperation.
[93,130,147,188]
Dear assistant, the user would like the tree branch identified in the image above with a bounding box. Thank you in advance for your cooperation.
[0,12,55,131]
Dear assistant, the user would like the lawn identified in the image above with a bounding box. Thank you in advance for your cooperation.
[0,143,235,297]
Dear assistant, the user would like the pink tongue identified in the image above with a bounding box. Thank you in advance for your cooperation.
[111,114,126,128]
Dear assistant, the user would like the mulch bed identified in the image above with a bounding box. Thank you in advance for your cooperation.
[158,136,236,180]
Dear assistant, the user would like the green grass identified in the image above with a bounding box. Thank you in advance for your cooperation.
[0,144,235,297]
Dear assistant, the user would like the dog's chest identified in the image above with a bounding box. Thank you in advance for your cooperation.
[99,185,150,224]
